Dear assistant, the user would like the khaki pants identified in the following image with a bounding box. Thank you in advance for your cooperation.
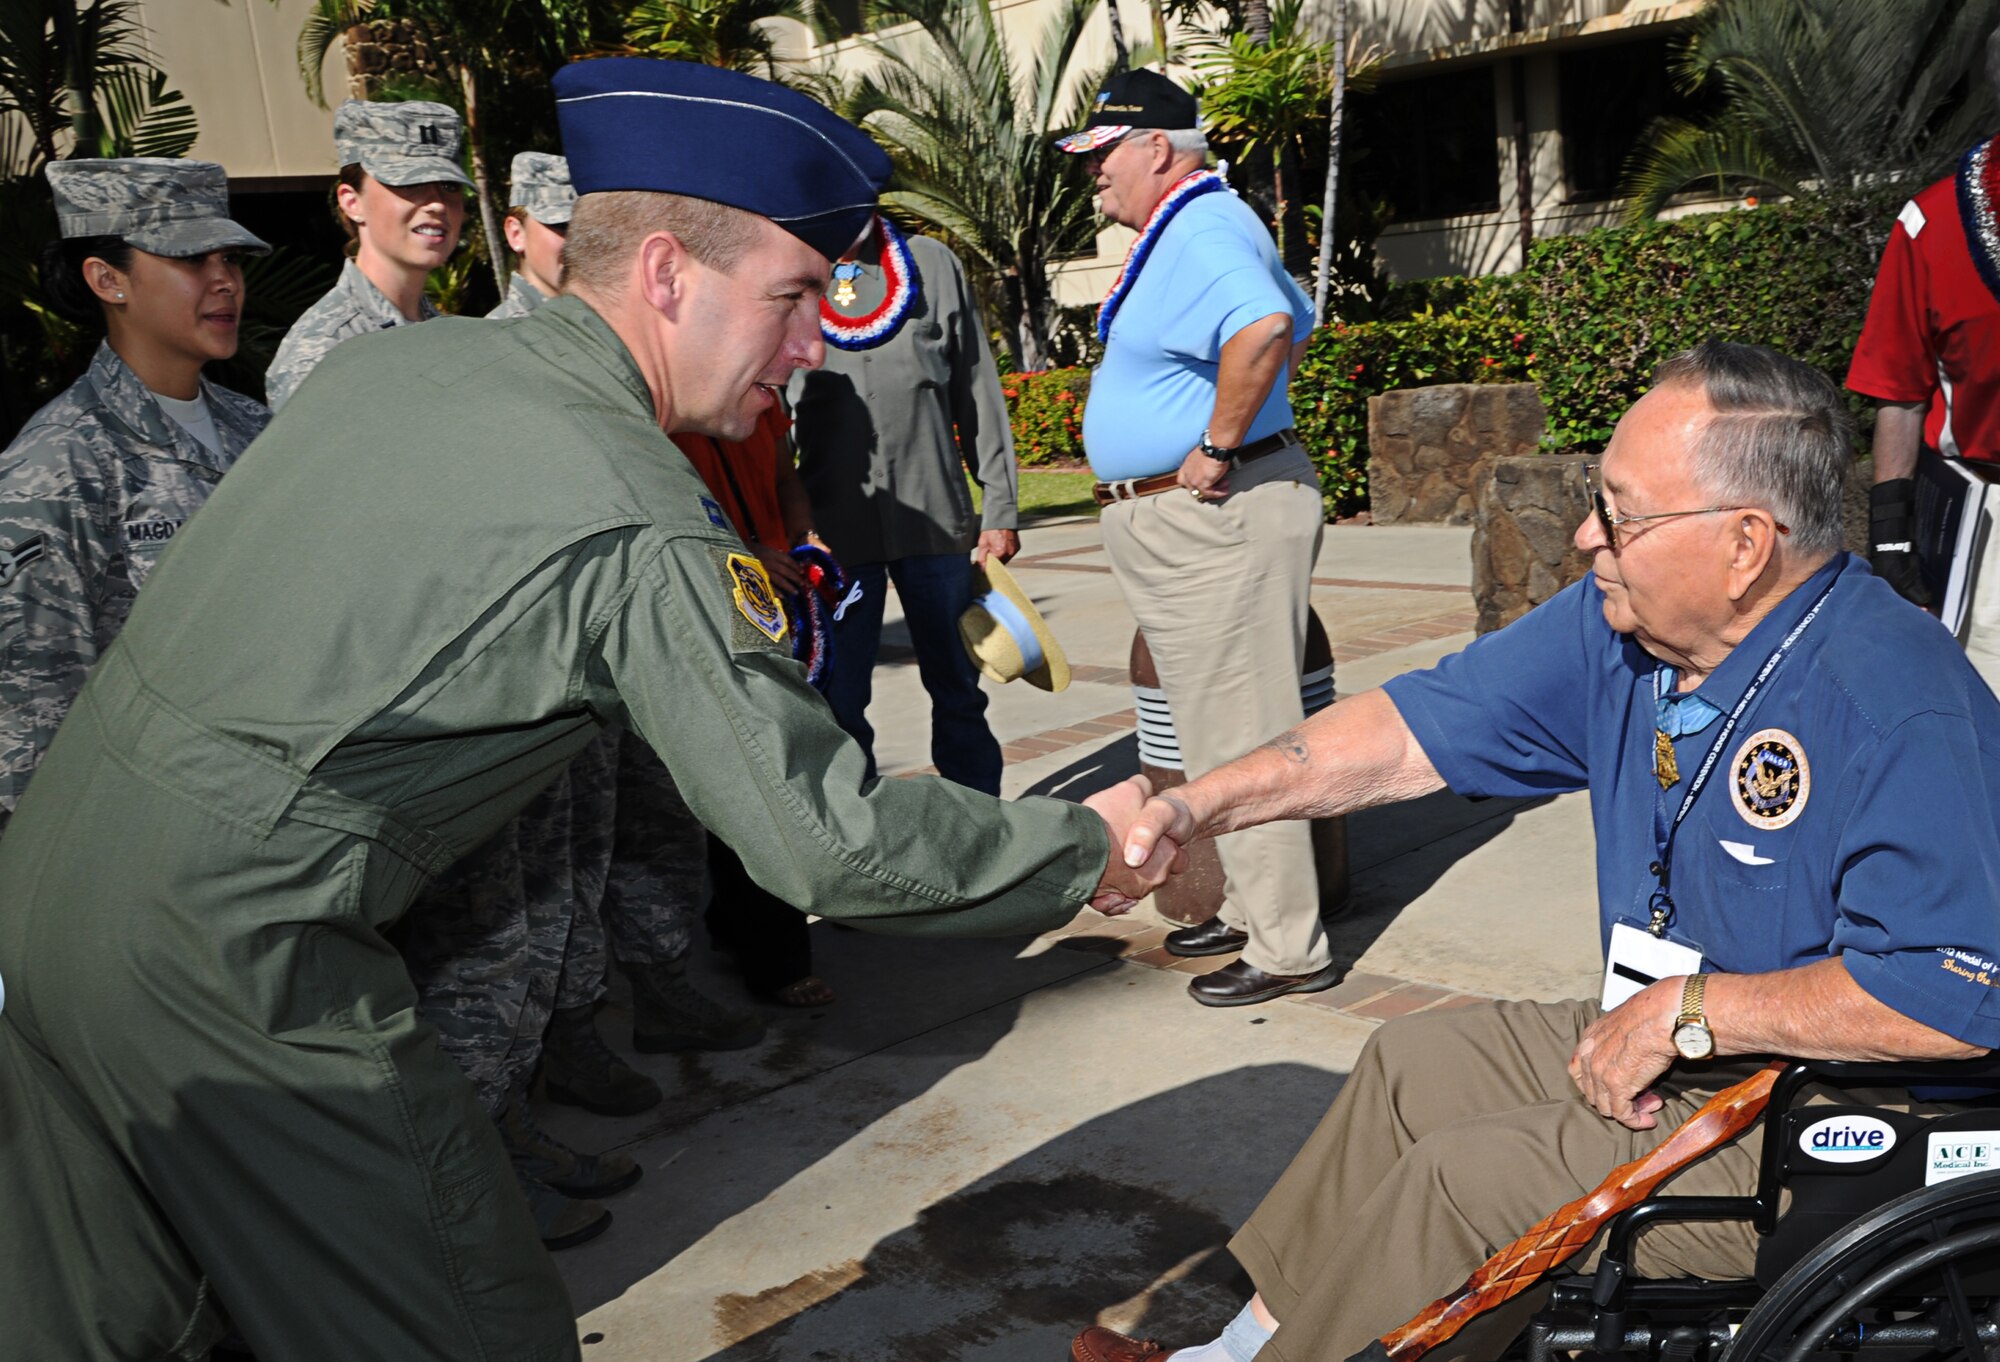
[1099,449,1328,976]
[1233,999,1920,1362]
[1960,510,2000,697]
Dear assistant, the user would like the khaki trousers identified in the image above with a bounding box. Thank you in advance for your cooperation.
[1959,511,2000,697]
[1232,999,1903,1362]
[1099,450,1328,975]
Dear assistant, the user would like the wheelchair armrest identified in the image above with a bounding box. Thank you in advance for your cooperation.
[1799,1055,2000,1086]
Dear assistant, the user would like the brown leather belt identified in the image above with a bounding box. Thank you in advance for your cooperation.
[1092,427,1301,506]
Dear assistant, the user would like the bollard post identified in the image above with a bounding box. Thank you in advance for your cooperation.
[1130,615,1350,926]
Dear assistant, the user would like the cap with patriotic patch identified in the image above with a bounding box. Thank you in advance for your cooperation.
[1056,69,1200,153]
[552,58,890,262]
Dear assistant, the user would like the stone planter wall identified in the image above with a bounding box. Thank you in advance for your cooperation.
[1367,383,1547,526]
[1472,452,1594,635]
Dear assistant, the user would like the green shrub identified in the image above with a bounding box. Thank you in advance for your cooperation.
[1002,367,1089,465]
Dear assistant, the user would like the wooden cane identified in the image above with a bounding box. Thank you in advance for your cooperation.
[1344,1060,1786,1362]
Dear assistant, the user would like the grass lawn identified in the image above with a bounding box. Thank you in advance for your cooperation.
[970,467,1099,522]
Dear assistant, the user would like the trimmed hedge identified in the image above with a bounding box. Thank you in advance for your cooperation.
[1001,189,1904,515]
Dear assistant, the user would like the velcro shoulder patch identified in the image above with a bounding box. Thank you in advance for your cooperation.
[722,549,789,648]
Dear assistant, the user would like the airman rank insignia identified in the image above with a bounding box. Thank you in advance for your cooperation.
[0,534,46,587]
[726,552,788,644]
[1731,728,1809,829]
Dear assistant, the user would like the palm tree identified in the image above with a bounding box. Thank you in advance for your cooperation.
[295,0,598,296]
[836,0,1107,371]
[618,0,806,75]
[1623,0,2000,221]
[1193,25,1330,262]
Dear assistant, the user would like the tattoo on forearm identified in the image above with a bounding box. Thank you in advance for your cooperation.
[1258,731,1311,765]
[1159,791,1195,834]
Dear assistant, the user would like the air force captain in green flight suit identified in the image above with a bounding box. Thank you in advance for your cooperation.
[0,60,1180,1362]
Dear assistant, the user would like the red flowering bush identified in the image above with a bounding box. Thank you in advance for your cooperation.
[1002,367,1091,466]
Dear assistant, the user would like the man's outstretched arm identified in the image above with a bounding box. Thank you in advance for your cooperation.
[1115,688,1446,872]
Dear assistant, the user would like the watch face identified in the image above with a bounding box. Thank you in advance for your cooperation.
[1673,1021,1715,1061]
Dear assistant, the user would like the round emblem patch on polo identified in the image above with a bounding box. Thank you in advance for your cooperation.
[1732,728,1809,829]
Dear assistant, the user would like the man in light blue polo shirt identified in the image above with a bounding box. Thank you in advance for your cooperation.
[1072,343,2000,1362]
[1061,70,1327,1007]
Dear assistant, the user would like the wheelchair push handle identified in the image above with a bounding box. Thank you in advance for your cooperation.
[1347,1061,1786,1362]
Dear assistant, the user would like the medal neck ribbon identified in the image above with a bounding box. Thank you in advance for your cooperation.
[820,215,922,351]
[1096,169,1230,343]
[1959,136,2000,309]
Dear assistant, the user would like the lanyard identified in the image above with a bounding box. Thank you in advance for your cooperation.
[1645,574,1838,936]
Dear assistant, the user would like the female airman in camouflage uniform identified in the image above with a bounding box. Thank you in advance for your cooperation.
[0,158,270,836]
[263,99,469,410]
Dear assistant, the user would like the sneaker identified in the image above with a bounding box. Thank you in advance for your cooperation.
[518,1171,611,1250]
[543,1004,663,1116]
[623,959,767,1054]
[496,1090,642,1198]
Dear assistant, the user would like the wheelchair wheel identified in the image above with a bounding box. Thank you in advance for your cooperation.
[1724,1170,2000,1362]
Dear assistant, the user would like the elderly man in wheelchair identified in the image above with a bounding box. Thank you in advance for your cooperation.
[1073,342,2000,1362]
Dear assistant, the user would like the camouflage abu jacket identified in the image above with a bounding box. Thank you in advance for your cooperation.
[265,259,439,411]
[0,340,268,827]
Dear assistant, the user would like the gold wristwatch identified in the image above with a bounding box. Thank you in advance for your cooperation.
[1671,973,1715,1061]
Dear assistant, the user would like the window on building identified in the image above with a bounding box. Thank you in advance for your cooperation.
[1348,65,1501,223]
[1558,34,1721,203]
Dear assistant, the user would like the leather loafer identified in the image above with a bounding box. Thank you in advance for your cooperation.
[1072,1326,1179,1362]
[1188,958,1342,1007]
[1163,917,1250,958]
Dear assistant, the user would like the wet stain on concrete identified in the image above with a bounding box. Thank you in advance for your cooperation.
[715,1261,867,1342]
[708,1173,1247,1360]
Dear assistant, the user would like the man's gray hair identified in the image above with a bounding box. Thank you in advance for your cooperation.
[1164,127,1209,157]
[1653,342,1856,558]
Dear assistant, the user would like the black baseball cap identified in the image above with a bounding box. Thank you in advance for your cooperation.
[1056,70,1200,153]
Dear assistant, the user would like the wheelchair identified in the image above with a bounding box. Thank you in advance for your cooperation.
[1521,1057,2000,1362]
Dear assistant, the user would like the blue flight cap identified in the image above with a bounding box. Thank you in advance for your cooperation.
[553,58,891,262]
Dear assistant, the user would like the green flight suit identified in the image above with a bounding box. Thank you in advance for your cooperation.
[0,296,1107,1362]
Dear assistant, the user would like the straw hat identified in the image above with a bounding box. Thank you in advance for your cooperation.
[959,558,1070,692]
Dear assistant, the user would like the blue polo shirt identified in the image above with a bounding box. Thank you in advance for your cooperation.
[1384,554,2000,1049]
[1082,192,1314,481]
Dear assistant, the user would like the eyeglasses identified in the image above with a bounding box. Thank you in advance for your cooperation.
[1080,134,1130,170]
[1584,464,1789,545]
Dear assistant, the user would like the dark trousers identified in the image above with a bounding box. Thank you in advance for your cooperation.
[705,835,813,994]
[822,552,1001,795]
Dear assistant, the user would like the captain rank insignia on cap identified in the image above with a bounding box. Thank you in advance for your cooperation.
[1732,728,1809,829]
[726,551,788,644]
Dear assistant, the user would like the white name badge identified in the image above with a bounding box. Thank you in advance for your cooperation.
[1602,922,1703,1010]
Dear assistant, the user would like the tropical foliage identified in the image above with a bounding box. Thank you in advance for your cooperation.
[1623,0,2000,220]
[830,0,1107,372]
[619,0,804,73]
[1001,366,1088,465]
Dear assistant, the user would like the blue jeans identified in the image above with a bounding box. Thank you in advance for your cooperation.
[824,553,1002,796]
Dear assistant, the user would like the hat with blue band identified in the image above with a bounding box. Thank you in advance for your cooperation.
[960,558,1070,692]
[552,58,892,262]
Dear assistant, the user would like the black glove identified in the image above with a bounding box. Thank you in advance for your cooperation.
[1869,477,1932,607]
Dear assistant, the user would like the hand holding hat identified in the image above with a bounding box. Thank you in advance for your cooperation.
[959,558,1069,692]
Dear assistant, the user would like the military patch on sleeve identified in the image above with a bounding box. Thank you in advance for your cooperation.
[700,496,730,530]
[0,535,46,587]
[725,551,789,645]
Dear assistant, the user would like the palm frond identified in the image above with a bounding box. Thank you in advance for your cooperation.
[93,66,197,158]
[1620,117,1807,222]
[298,0,374,107]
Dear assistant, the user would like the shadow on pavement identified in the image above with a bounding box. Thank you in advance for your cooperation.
[554,928,1115,1315]
[683,1063,1343,1362]
[1022,733,1139,802]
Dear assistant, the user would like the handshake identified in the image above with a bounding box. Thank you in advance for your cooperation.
[1081,775,1202,915]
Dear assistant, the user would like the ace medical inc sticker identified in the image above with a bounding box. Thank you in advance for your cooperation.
[1928,1132,2000,1185]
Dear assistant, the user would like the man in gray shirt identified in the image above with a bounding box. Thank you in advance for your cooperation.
[789,216,1019,793]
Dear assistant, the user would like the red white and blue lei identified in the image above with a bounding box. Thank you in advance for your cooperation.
[820,215,922,350]
[1096,169,1230,342]
[1958,135,2000,308]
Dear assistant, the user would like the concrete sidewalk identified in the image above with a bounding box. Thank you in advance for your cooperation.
[553,516,1601,1360]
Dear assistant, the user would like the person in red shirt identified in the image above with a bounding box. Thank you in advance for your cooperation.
[1848,32,2000,686]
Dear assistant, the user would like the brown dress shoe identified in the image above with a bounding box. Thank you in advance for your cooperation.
[1187,957,1342,1007]
[1072,1326,1177,1362]
[1162,917,1250,958]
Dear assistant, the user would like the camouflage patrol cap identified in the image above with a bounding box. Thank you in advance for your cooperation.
[44,158,270,257]
[508,151,575,226]
[333,99,475,190]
